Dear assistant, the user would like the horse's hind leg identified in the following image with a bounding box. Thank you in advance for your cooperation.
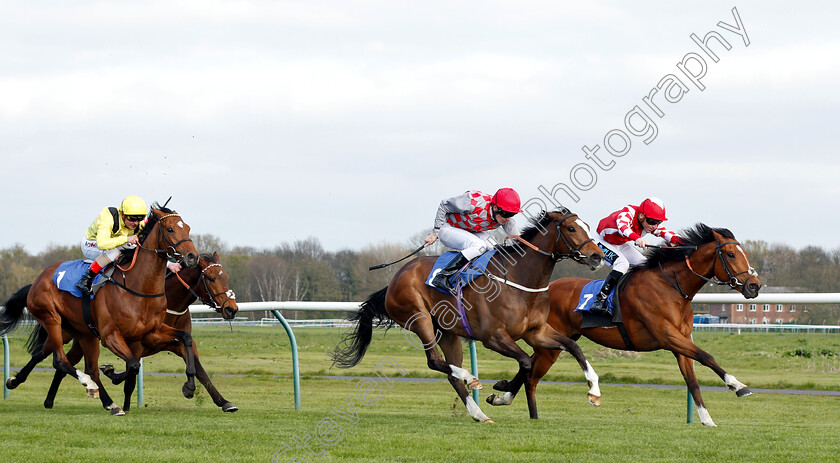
[44,339,84,409]
[42,322,100,398]
[438,332,492,423]
[675,353,717,427]
[74,334,123,415]
[404,311,492,423]
[515,324,599,418]
[487,347,564,408]
[6,335,54,390]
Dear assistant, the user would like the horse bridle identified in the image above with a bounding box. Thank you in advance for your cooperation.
[174,263,236,312]
[684,240,758,289]
[518,211,594,262]
[139,212,194,264]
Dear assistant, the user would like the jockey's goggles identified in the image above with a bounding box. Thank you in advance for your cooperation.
[497,209,517,219]
[124,215,144,222]
[644,218,663,226]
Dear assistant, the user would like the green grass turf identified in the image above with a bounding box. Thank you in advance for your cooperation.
[1,326,838,462]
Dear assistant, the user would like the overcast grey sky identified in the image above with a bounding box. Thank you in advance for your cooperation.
[2,1,838,254]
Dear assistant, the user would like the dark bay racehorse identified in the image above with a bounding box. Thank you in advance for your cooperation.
[331,209,604,423]
[7,252,239,413]
[487,224,761,426]
[0,204,199,415]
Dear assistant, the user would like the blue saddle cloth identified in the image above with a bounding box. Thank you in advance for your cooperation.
[574,279,618,313]
[53,260,106,299]
[426,250,497,294]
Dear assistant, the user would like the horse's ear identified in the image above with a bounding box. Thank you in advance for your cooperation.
[213,251,220,261]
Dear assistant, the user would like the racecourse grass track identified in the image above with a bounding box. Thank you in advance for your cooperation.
[1,326,838,462]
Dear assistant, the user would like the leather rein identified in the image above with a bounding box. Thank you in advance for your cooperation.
[508,212,594,263]
[169,263,236,315]
[659,240,758,300]
[107,212,194,299]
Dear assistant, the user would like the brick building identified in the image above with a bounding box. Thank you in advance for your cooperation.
[700,287,805,324]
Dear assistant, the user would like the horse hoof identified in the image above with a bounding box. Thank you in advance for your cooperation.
[222,402,239,413]
[110,406,125,416]
[182,383,196,399]
[43,400,54,409]
[467,379,483,390]
[482,418,495,424]
[736,387,753,398]
[100,364,114,375]
[485,394,497,405]
[588,394,601,407]
[492,380,509,391]
[6,377,18,390]
[87,388,100,399]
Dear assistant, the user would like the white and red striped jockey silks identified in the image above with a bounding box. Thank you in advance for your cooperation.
[597,204,682,245]
[446,191,500,232]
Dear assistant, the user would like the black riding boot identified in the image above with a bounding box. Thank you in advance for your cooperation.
[432,254,469,295]
[590,270,623,316]
[75,268,96,294]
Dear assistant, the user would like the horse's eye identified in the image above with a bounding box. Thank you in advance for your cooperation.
[167,227,174,233]
[727,252,735,258]
[567,226,576,233]
[208,277,216,283]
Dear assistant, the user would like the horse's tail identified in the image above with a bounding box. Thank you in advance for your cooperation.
[25,323,49,356]
[330,287,393,368]
[0,284,32,335]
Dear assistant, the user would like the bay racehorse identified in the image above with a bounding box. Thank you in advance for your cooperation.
[331,208,604,423]
[7,252,239,413]
[0,204,199,415]
[487,224,761,426]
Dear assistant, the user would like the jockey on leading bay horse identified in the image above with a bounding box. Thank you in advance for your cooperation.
[423,188,522,295]
[590,197,684,316]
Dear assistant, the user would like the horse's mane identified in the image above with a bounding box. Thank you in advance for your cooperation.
[497,207,571,254]
[200,252,218,263]
[641,223,735,269]
[117,201,175,264]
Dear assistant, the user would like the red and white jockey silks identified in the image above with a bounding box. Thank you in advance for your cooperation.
[445,191,497,232]
[597,204,682,245]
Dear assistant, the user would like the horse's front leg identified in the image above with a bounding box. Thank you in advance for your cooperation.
[481,330,538,418]
[141,324,196,399]
[656,324,752,398]
[165,340,238,411]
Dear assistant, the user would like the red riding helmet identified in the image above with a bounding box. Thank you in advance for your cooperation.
[640,197,667,221]
[491,188,521,214]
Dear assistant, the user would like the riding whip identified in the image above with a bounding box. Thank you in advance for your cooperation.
[369,244,426,271]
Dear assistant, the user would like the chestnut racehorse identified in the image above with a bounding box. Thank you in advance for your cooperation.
[0,204,199,415]
[487,224,761,426]
[7,252,239,413]
[331,209,604,423]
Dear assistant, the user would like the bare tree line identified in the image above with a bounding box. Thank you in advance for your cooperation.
[1,235,838,323]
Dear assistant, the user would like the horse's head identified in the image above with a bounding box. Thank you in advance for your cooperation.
[711,230,761,299]
[196,252,238,320]
[545,209,604,270]
[143,205,199,268]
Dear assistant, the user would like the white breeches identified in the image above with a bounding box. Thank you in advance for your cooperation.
[438,224,493,261]
[593,234,646,274]
[81,239,133,264]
